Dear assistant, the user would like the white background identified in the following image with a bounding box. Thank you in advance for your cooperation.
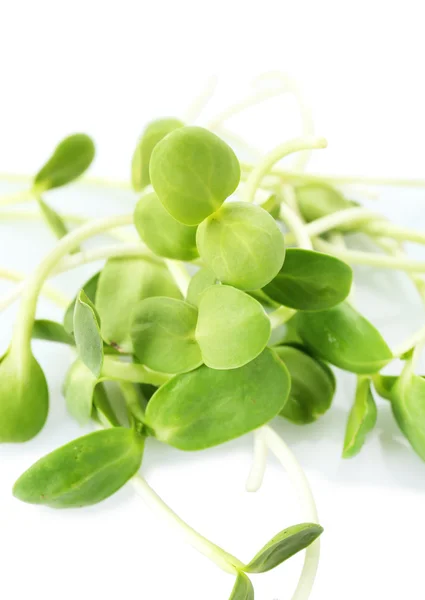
[1,1,425,599]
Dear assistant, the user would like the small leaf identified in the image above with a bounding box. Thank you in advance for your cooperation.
[150,126,240,225]
[372,374,398,401]
[95,257,182,353]
[74,289,104,377]
[343,377,377,458]
[131,297,202,374]
[296,182,353,224]
[32,319,75,345]
[197,202,285,291]
[186,267,218,307]
[391,369,425,461]
[92,383,120,428]
[145,348,290,450]
[64,272,100,335]
[229,573,254,600]
[275,345,335,424]
[134,192,198,260]
[13,428,144,508]
[132,118,184,191]
[296,302,392,374]
[36,195,72,243]
[63,359,99,424]
[196,285,271,369]
[243,523,323,573]
[0,347,48,443]
[33,133,95,192]
[263,248,352,311]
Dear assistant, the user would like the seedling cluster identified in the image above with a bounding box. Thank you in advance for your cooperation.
[2,75,425,599]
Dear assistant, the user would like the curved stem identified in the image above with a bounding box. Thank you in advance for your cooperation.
[242,136,327,205]
[263,426,320,600]
[101,356,170,386]
[11,214,134,355]
[0,267,69,308]
[280,201,313,250]
[245,428,268,492]
[130,474,242,575]
[0,189,35,207]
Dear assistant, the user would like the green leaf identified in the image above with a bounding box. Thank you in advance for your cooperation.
[0,348,49,443]
[372,374,398,401]
[196,285,271,369]
[131,297,202,374]
[296,182,353,224]
[74,289,104,377]
[229,573,254,600]
[33,133,95,192]
[95,257,182,353]
[132,118,184,191]
[36,195,71,242]
[343,377,377,458]
[260,193,280,219]
[263,248,352,311]
[64,272,100,335]
[197,202,285,291]
[243,523,323,573]
[275,345,335,424]
[296,302,392,374]
[134,192,198,260]
[63,359,99,424]
[145,348,290,450]
[92,383,121,428]
[32,319,75,345]
[150,126,240,225]
[186,267,218,307]
[13,428,144,508]
[391,369,425,461]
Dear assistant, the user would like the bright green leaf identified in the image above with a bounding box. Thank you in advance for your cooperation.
[391,369,425,461]
[197,202,285,290]
[134,192,198,260]
[13,428,144,508]
[131,297,202,374]
[63,359,99,424]
[229,573,254,600]
[95,257,182,353]
[150,126,240,225]
[372,374,398,401]
[243,523,323,573]
[275,345,335,424]
[74,289,104,377]
[196,285,271,369]
[186,267,218,307]
[343,377,377,458]
[32,319,75,345]
[263,248,352,311]
[296,302,392,373]
[296,182,354,225]
[36,195,71,242]
[64,272,100,335]
[0,347,48,443]
[145,348,290,450]
[33,133,95,192]
[131,118,184,191]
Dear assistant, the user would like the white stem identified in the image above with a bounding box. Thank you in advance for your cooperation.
[130,474,242,575]
[245,428,268,492]
[269,306,296,330]
[164,260,191,296]
[263,426,320,600]
[280,201,313,250]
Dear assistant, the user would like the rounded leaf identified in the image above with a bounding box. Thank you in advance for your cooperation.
[131,118,184,191]
[186,267,218,307]
[131,297,202,374]
[391,373,425,461]
[134,192,198,260]
[150,126,240,225]
[296,302,392,374]
[196,285,271,369]
[13,428,144,508]
[95,257,182,353]
[74,290,103,377]
[33,133,95,192]
[263,248,352,311]
[197,202,285,290]
[343,377,377,458]
[275,345,335,424]
[64,272,100,335]
[0,349,48,443]
[296,182,354,224]
[145,348,290,450]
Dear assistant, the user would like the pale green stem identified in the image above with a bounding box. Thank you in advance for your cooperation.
[130,474,242,575]
[269,306,296,329]
[364,221,425,246]
[242,136,327,205]
[164,259,191,296]
[11,214,134,356]
[0,173,131,191]
[263,426,320,600]
[118,381,147,423]
[0,189,35,207]
[326,233,357,303]
[394,322,425,358]
[101,357,170,387]
[314,238,425,273]
[245,428,268,492]
[280,201,313,250]
[0,267,69,308]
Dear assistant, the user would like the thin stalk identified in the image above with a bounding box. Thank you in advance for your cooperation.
[0,267,69,308]
[245,428,268,492]
[164,259,191,296]
[280,201,313,250]
[263,426,320,600]
[0,173,131,191]
[101,357,170,387]
[242,136,327,205]
[0,189,35,207]
[269,306,296,330]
